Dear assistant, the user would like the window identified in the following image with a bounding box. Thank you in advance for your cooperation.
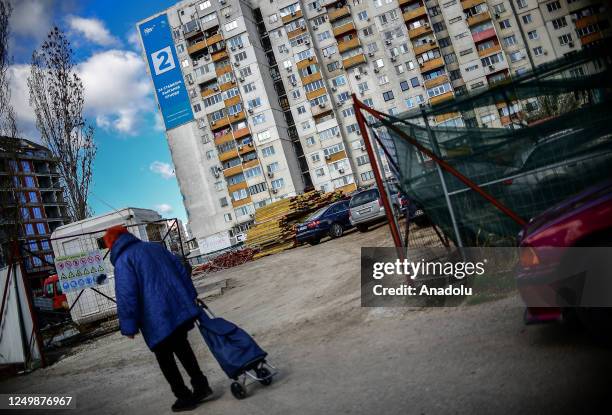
[225,20,239,31]
[516,0,528,8]
[382,91,394,101]
[433,22,445,33]
[25,224,35,235]
[400,81,409,91]
[528,30,538,40]
[406,60,415,70]
[267,162,280,173]
[493,3,506,14]
[239,67,252,78]
[224,213,232,222]
[360,171,374,181]
[357,11,368,20]
[253,114,266,125]
[356,155,369,165]
[306,136,316,146]
[449,69,462,81]
[374,58,384,68]
[245,166,262,179]
[318,31,331,41]
[248,182,267,195]
[24,176,35,187]
[438,37,451,48]
[257,130,272,143]
[522,14,532,24]
[552,17,567,30]
[327,61,341,72]
[410,77,420,87]
[315,168,325,177]
[509,50,524,62]
[243,82,256,93]
[405,94,425,108]
[297,105,306,115]
[36,223,46,235]
[331,75,346,88]
[269,13,278,23]
[232,188,248,201]
[271,178,285,190]
[29,192,38,203]
[248,97,262,109]
[342,106,355,118]
[499,19,511,29]
[466,64,479,72]
[503,34,517,47]
[311,153,321,163]
[444,53,457,64]
[261,146,275,157]
[234,51,247,62]
[323,143,344,157]
[559,33,572,46]
[546,1,561,12]
[533,46,544,56]
[395,64,405,74]
[362,26,374,37]
[319,126,340,141]
[214,181,225,191]
[427,82,452,98]
[346,123,360,135]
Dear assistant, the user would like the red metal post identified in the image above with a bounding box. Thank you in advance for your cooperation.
[352,94,405,249]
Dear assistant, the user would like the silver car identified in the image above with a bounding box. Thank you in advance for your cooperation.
[349,188,400,232]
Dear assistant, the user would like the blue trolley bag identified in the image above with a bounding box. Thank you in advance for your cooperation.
[196,301,267,380]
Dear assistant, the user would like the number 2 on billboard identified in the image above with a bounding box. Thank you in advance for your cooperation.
[151,46,176,75]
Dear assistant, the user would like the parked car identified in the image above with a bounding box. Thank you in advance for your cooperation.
[516,179,612,336]
[348,187,426,232]
[296,199,352,245]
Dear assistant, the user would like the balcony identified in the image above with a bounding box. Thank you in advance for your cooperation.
[461,0,486,9]
[219,148,239,163]
[224,95,242,108]
[338,37,361,53]
[342,53,367,69]
[471,27,496,43]
[230,110,246,122]
[424,75,449,89]
[187,40,207,56]
[419,57,445,73]
[399,0,420,6]
[228,181,248,194]
[223,164,243,178]
[242,159,259,169]
[238,143,256,155]
[281,9,303,24]
[326,150,347,163]
[214,131,234,145]
[206,33,223,46]
[429,91,454,105]
[328,6,351,22]
[466,11,491,27]
[201,86,219,98]
[287,26,307,39]
[403,6,427,22]
[477,43,501,58]
[311,102,332,117]
[414,41,438,56]
[300,72,322,85]
[580,31,603,46]
[231,196,252,208]
[212,50,228,62]
[333,21,356,37]
[233,127,250,140]
[210,117,230,130]
[408,24,432,39]
[306,88,327,101]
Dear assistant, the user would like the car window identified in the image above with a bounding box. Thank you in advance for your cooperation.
[349,189,379,207]
[307,206,327,220]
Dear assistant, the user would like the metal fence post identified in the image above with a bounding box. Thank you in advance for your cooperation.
[420,106,464,247]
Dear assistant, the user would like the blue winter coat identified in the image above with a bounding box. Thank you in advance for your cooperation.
[111,233,200,350]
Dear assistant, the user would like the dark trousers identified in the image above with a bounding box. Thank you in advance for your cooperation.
[153,323,208,400]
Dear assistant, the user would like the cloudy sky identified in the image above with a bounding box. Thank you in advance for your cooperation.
[6,0,186,221]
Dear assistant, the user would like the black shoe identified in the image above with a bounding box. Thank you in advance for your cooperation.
[171,397,197,412]
[192,384,213,403]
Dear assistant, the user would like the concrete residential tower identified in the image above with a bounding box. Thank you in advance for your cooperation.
[139,0,610,253]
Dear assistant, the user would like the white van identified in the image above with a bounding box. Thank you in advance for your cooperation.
[50,208,166,326]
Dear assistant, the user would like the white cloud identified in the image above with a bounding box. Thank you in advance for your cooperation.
[150,161,175,179]
[77,49,154,134]
[154,204,174,215]
[7,64,39,140]
[153,112,165,132]
[67,16,120,47]
[9,0,56,46]
[126,29,141,50]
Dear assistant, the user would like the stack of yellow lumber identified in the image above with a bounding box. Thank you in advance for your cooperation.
[246,190,344,258]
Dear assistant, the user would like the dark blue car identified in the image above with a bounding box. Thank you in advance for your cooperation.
[296,199,353,245]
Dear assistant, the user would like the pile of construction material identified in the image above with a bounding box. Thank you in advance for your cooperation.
[191,247,258,276]
[246,190,345,258]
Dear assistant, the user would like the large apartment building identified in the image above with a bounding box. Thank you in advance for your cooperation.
[0,137,70,291]
[139,0,610,253]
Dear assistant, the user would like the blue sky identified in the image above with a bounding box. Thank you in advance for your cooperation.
[7,0,188,223]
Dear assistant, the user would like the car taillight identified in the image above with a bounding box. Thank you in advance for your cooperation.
[520,247,540,267]
[307,220,320,229]
[503,178,513,185]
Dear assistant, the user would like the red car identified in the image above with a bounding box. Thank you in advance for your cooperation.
[517,179,612,330]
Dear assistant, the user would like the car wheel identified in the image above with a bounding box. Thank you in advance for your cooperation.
[356,224,368,233]
[329,223,344,238]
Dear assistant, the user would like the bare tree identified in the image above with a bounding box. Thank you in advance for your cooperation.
[28,26,96,221]
[0,0,18,138]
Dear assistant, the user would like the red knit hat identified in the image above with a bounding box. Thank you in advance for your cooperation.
[103,225,129,250]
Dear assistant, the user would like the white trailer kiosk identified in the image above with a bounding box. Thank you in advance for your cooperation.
[50,208,167,326]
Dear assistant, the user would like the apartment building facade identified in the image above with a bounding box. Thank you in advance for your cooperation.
[0,137,70,291]
[140,0,609,252]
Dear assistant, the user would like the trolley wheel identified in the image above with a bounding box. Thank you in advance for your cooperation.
[231,382,247,399]
[256,367,273,386]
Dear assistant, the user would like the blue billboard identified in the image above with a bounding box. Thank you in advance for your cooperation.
[139,14,194,130]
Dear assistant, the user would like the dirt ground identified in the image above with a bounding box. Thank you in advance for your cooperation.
[2,224,611,414]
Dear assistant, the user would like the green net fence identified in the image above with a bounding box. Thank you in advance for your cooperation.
[370,43,612,247]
